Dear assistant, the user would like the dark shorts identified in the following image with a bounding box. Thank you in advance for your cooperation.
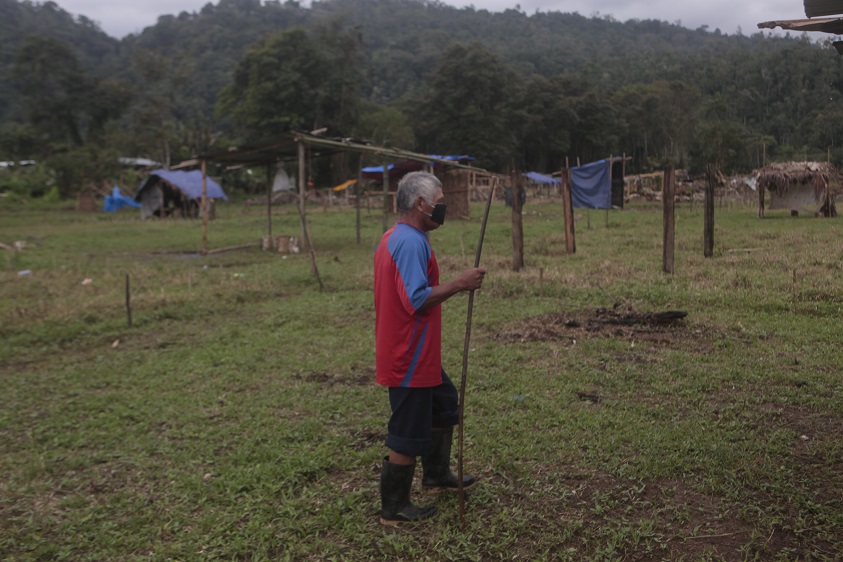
[386,369,460,457]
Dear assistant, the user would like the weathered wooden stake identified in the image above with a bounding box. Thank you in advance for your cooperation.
[511,172,524,272]
[201,159,208,254]
[125,273,132,328]
[297,142,309,252]
[792,269,798,315]
[663,166,676,274]
[704,164,715,258]
[356,160,363,244]
[562,162,576,254]
[266,163,273,243]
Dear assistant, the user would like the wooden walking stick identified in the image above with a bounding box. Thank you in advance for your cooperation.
[458,176,498,529]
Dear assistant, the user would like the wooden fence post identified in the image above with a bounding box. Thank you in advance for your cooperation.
[125,273,132,328]
[562,163,576,254]
[511,172,524,271]
[704,164,716,258]
[356,159,362,244]
[663,166,675,274]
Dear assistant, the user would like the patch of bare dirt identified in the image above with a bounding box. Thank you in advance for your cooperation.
[491,305,693,349]
[294,368,374,387]
[469,464,829,560]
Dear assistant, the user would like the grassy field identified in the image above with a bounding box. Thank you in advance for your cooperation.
[1,195,842,561]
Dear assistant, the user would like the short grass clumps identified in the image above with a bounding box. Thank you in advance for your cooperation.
[1,197,842,561]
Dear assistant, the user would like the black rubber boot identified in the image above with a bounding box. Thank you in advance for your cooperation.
[422,427,477,492]
[379,458,437,526]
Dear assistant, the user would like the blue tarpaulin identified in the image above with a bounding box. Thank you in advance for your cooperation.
[571,159,612,209]
[524,172,560,185]
[134,169,228,202]
[104,186,141,212]
[361,155,475,180]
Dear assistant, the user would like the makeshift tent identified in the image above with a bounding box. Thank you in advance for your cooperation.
[134,169,228,219]
[524,172,560,185]
[755,162,839,217]
[104,186,141,212]
[523,171,560,198]
[272,168,293,192]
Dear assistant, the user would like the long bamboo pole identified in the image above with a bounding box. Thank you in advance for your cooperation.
[458,177,497,529]
[201,159,208,254]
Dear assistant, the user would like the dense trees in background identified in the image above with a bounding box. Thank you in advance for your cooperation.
[216,24,364,140]
[3,0,843,196]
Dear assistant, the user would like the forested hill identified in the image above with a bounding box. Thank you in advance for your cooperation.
[2,0,843,191]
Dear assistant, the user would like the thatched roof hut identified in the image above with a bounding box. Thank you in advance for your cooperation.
[755,162,839,218]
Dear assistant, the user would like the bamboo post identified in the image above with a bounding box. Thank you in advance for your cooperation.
[125,273,132,328]
[297,142,324,291]
[458,177,497,529]
[266,163,273,245]
[622,152,627,206]
[704,164,715,258]
[382,163,389,233]
[297,141,308,252]
[356,161,363,244]
[562,159,576,254]
[511,172,524,272]
[201,159,208,254]
[606,154,612,227]
[663,166,676,274]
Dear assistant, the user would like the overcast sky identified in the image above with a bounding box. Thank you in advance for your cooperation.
[49,0,811,39]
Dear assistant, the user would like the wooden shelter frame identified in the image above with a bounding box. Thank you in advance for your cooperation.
[188,131,490,288]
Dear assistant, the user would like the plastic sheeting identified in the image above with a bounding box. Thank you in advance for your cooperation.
[103,186,141,212]
[571,160,612,209]
[524,172,560,185]
[361,155,475,181]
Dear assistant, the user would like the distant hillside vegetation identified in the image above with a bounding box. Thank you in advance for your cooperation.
[2,0,843,187]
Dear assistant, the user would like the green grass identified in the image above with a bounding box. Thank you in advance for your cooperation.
[1,196,842,561]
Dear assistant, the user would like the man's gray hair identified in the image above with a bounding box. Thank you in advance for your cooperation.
[396,171,442,213]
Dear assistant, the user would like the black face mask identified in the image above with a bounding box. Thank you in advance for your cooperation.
[424,200,447,225]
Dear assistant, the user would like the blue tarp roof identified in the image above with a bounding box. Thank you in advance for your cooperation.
[361,155,475,180]
[571,159,612,210]
[524,172,561,185]
[135,169,228,201]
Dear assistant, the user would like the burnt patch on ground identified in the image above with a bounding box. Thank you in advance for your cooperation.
[491,305,693,349]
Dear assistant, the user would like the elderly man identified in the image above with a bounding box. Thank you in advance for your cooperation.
[373,171,486,525]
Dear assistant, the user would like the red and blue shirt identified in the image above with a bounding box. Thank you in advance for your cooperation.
[374,222,442,388]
